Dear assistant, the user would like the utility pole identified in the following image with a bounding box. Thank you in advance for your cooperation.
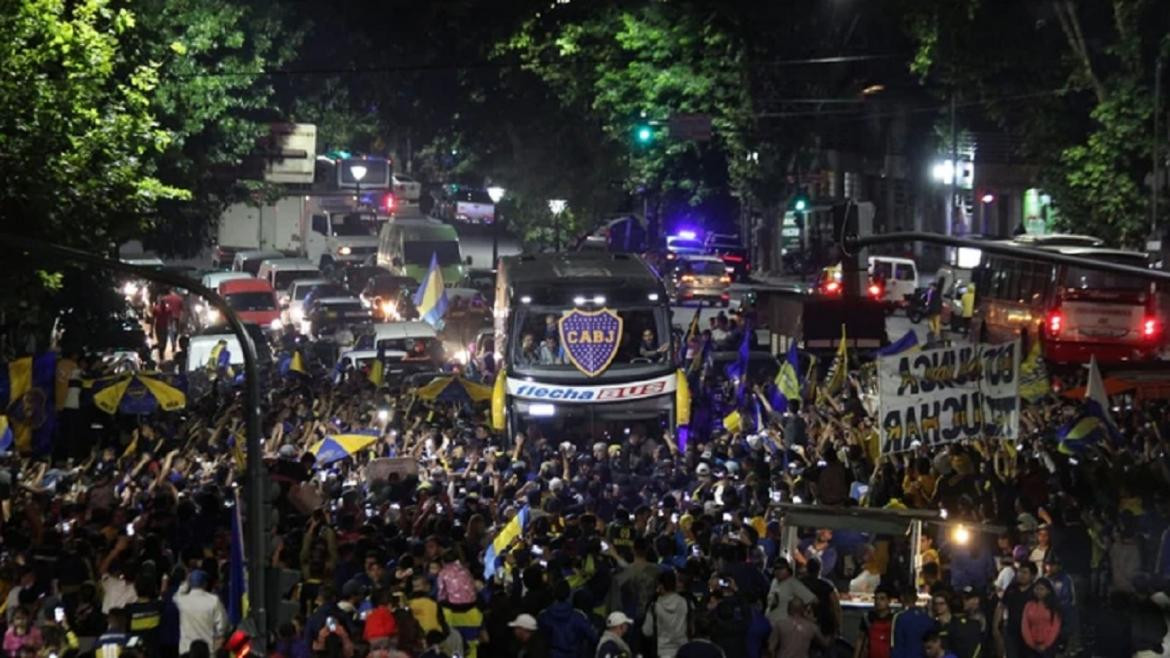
[947,91,958,237]
[1153,57,1162,237]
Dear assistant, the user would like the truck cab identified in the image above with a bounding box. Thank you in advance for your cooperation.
[303,211,379,271]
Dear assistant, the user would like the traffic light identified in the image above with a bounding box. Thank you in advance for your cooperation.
[635,124,654,144]
[792,194,809,212]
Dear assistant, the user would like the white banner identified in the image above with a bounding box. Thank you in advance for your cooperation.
[506,372,676,404]
[878,340,1020,454]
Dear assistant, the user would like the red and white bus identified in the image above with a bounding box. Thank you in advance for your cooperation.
[973,243,1161,363]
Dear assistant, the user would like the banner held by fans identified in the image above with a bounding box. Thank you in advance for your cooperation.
[878,340,1020,454]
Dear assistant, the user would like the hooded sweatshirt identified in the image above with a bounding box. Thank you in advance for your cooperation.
[642,592,691,658]
[538,600,597,658]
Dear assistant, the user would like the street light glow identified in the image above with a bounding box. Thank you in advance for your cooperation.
[486,186,505,204]
[548,199,568,215]
[349,163,368,182]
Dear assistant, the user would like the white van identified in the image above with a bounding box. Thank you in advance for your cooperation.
[256,259,321,304]
[868,256,919,304]
[232,250,283,275]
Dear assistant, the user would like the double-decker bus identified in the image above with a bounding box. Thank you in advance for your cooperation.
[492,253,683,439]
[973,241,1161,363]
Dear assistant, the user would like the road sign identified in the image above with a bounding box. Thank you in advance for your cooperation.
[669,113,712,142]
[263,123,317,184]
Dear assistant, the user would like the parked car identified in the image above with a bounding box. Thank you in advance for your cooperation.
[392,173,422,203]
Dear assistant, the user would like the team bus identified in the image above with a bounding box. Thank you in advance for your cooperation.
[973,241,1161,363]
[492,253,683,439]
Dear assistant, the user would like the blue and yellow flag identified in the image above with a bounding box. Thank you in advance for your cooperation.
[413,252,450,328]
[368,342,385,388]
[774,342,801,413]
[675,369,691,426]
[484,505,530,580]
[289,350,307,376]
[678,307,702,364]
[228,489,249,625]
[0,416,11,453]
[876,329,919,358]
[1018,338,1050,402]
[0,354,57,455]
[1057,400,1120,455]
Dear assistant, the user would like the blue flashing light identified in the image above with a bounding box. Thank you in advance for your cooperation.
[677,230,697,240]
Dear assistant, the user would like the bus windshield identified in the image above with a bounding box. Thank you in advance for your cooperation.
[404,241,461,266]
[509,305,670,369]
[1063,256,1149,291]
[331,217,374,237]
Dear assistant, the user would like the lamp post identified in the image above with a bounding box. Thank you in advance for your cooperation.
[487,186,505,267]
[349,162,368,207]
[548,199,567,251]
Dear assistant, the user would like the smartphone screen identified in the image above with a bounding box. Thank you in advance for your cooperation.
[54,607,64,623]
[125,523,135,537]
[327,617,337,632]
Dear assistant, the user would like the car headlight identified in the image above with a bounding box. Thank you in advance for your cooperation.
[290,307,304,323]
[270,318,284,331]
[206,308,221,323]
[338,246,352,256]
[300,320,312,335]
[122,282,140,297]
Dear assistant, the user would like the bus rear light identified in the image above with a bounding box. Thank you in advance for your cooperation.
[1047,310,1064,337]
[1142,316,1160,339]
[824,281,841,294]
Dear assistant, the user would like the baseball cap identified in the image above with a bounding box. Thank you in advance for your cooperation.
[696,463,711,476]
[606,611,634,628]
[508,614,538,631]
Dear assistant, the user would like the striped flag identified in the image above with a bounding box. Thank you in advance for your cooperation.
[876,329,919,357]
[774,342,801,413]
[824,324,848,396]
[484,505,531,580]
[414,252,450,328]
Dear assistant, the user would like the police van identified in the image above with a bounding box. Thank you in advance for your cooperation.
[492,253,686,439]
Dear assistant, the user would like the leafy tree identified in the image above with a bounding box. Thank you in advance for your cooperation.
[901,0,1170,245]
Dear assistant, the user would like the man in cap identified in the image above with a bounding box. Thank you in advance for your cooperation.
[172,569,227,655]
[597,612,634,658]
[509,613,550,658]
[766,558,818,626]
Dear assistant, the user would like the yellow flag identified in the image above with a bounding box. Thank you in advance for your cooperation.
[675,370,691,426]
[1018,338,1050,402]
[825,324,848,395]
[491,368,507,431]
[368,358,384,387]
[290,351,307,375]
[722,410,742,433]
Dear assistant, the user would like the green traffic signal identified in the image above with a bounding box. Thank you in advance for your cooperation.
[792,194,809,212]
[636,125,653,144]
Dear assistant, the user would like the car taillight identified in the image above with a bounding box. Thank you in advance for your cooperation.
[825,281,840,294]
[723,254,744,262]
[1142,316,1160,339]
[867,284,882,299]
[1047,310,1064,337]
[383,193,396,212]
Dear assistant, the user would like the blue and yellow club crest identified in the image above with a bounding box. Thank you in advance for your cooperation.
[558,308,623,377]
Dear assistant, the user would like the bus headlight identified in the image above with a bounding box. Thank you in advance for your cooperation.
[453,349,469,364]
[205,308,221,323]
[529,403,556,417]
[337,246,352,256]
[290,307,304,323]
[269,318,284,331]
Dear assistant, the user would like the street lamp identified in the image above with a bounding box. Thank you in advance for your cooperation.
[487,186,505,265]
[349,162,368,206]
[548,199,568,251]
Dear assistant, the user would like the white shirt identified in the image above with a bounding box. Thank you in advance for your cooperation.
[101,574,137,613]
[173,585,227,654]
[994,565,1016,595]
[766,576,818,625]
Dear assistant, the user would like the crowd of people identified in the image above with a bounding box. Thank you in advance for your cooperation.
[0,300,1168,658]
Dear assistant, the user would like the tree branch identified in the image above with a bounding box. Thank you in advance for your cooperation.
[1052,0,1106,103]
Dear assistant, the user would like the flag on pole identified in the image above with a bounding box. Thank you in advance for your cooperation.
[724,321,753,403]
[484,505,531,580]
[678,307,702,364]
[1085,355,1115,429]
[688,334,711,376]
[0,416,11,454]
[722,410,743,433]
[289,350,308,376]
[228,489,249,625]
[414,252,450,328]
[824,324,848,396]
